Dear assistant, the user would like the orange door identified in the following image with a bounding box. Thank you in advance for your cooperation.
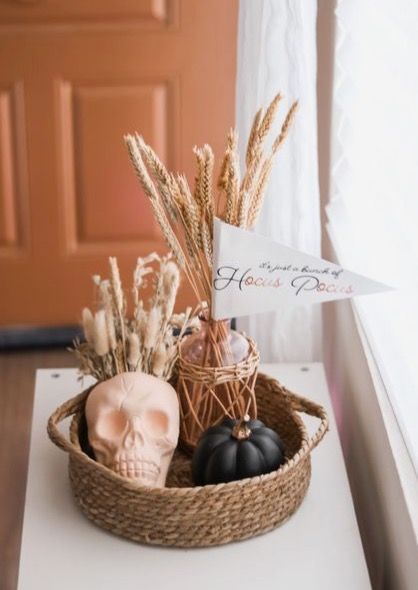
[0,0,237,327]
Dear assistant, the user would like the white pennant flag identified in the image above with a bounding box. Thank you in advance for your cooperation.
[211,218,392,320]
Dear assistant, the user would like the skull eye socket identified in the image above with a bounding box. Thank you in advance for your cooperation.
[96,410,128,439]
[142,409,169,437]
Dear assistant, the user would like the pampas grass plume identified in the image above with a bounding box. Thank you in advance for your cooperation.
[105,309,117,350]
[144,307,160,349]
[109,256,124,311]
[162,260,180,319]
[163,260,180,292]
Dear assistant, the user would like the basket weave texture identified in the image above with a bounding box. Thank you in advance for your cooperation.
[47,373,328,548]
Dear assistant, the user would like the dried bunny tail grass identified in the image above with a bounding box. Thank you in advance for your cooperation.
[152,342,168,378]
[105,309,117,351]
[169,306,198,332]
[134,302,148,340]
[169,311,189,329]
[93,310,109,356]
[81,308,95,345]
[188,314,201,331]
[127,332,141,369]
[97,279,111,309]
[133,254,157,288]
[144,307,161,350]
[132,259,154,306]
[109,257,124,313]
[71,341,101,381]
[246,159,273,228]
[74,252,199,382]
[272,100,299,154]
[163,260,180,293]
[160,260,180,322]
[108,258,127,364]
[96,280,118,355]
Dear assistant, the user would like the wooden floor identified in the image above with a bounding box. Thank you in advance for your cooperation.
[0,348,75,590]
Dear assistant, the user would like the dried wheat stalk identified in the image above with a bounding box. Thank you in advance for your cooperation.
[71,254,199,382]
[125,92,297,316]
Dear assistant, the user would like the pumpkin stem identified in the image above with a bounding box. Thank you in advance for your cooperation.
[232,414,252,440]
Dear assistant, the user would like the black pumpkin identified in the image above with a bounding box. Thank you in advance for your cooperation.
[192,415,286,485]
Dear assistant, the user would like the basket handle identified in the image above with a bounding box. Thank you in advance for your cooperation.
[47,389,91,454]
[285,389,329,453]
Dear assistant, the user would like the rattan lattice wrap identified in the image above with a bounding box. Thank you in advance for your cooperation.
[177,337,260,450]
[47,373,328,548]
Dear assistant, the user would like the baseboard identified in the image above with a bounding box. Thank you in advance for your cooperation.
[0,325,82,350]
[0,319,237,351]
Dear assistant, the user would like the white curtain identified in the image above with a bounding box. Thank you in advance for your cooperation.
[235,0,322,362]
[327,0,418,470]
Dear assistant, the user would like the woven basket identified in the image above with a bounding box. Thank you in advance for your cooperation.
[47,373,328,548]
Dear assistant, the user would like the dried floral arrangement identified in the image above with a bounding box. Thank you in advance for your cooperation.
[125,93,297,314]
[72,254,199,382]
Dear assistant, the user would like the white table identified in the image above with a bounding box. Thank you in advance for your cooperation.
[18,364,371,589]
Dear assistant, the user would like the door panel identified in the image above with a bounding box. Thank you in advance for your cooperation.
[0,1,173,27]
[0,1,238,326]
[58,80,166,246]
[0,81,28,256]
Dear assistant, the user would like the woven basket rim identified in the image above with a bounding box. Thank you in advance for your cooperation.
[47,372,329,496]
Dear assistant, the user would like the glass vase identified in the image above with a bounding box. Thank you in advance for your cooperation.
[177,316,259,450]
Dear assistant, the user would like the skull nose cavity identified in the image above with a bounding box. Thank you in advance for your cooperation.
[123,419,144,449]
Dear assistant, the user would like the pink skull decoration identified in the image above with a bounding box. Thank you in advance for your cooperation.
[85,372,179,487]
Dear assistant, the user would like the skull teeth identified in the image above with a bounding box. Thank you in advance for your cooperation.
[112,459,160,481]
